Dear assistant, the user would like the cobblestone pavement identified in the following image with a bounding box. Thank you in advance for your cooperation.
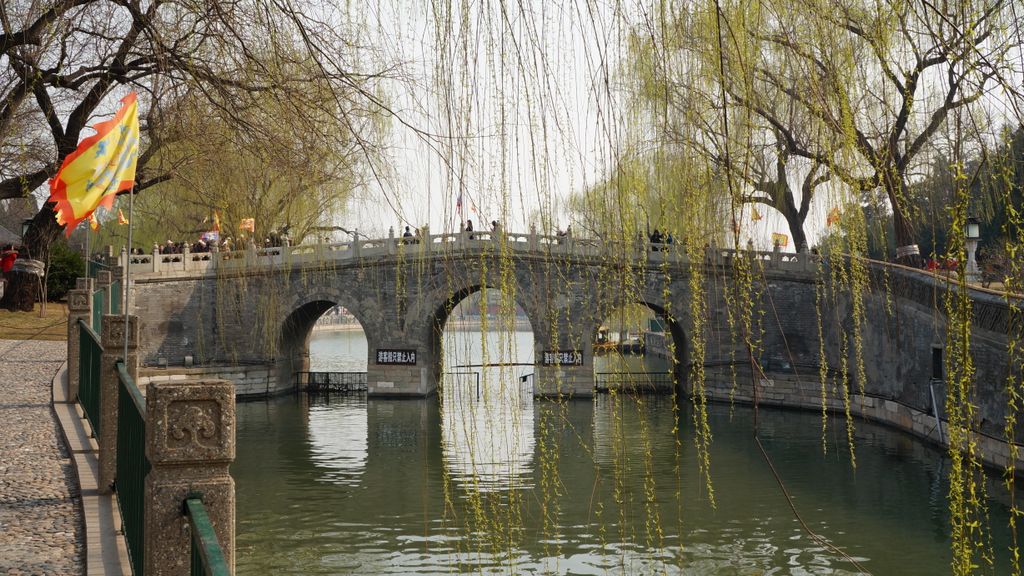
[0,339,83,575]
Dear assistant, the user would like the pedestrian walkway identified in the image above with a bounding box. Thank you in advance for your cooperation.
[0,339,83,575]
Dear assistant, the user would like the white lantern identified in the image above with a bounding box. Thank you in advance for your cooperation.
[966,217,980,241]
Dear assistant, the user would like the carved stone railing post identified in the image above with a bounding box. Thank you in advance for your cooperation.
[66,278,94,400]
[145,379,235,576]
[99,315,139,493]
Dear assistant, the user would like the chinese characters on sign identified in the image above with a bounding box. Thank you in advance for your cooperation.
[541,350,583,366]
[376,349,417,365]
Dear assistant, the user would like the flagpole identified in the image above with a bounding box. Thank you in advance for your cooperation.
[84,221,90,276]
[122,185,134,363]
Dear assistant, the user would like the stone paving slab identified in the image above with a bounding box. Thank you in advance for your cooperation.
[0,339,83,575]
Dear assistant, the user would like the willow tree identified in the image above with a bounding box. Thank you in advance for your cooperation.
[0,0,389,310]
[721,0,1020,265]
[567,150,731,247]
[620,2,826,252]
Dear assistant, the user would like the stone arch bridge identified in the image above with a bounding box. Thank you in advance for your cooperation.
[122,229,1016,457]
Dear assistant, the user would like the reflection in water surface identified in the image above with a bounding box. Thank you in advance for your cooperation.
[306,397,368,485]
[441,329,535,493]
[442,370,535,492]
[232,329,1021,574]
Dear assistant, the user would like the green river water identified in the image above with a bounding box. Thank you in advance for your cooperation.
[231,329,1019,574]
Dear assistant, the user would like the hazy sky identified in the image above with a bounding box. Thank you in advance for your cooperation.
[334,0,836,250]
[336,1,627,238]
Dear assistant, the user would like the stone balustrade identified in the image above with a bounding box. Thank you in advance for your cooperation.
[78,311,235,575]
[114,230,819,279]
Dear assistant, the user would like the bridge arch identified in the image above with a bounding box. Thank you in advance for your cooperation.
[424,283,541,387]
[589,288,690,393]
[278,289,376,385]
[639,301,688,388]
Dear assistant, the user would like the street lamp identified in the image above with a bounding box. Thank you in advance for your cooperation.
[965,216,981,283]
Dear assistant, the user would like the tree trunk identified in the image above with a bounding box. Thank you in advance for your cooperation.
[0,205,64,311]
[784,212,808,252]
[885,176,922,268]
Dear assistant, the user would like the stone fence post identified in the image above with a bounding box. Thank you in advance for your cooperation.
[66,278,94,401]
[99,315,139,494]
[145,379,235,576]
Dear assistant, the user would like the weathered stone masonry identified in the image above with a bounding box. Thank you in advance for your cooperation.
[124,239,1019,468]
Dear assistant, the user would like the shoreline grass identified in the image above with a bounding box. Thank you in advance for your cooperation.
[0,303,69,341]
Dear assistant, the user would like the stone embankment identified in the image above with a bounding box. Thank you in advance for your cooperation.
[0,339,83,575]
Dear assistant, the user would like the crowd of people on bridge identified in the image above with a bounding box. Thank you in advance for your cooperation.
[159,240,214,254]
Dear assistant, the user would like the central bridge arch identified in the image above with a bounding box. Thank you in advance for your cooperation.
[278,288,377,385]
[425,283,541,388]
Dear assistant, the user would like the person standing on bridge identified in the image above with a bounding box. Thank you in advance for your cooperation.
[650,229,663,251]
[466,219,474,239]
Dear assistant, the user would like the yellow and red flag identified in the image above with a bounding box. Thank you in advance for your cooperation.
[117,208,129,225]
[771,232,789,247]
[48,93,140,236]
[751,208,763,221]
[89,212,99,231]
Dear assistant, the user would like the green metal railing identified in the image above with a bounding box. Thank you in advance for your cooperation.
[184,497,231,576]
[595,371,676,393]
[78,320,102,434]
[91,289,104,333]
[88,259,111,278]
[110,280,122,314]
[115,361,149,576]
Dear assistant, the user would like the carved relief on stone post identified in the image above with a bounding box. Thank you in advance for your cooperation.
[144,380,235,576]
[68,290,90,312]
[100,314,138,350]
[147,382,234,465]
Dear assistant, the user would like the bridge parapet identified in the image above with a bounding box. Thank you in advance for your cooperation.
[120,230,819,280]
